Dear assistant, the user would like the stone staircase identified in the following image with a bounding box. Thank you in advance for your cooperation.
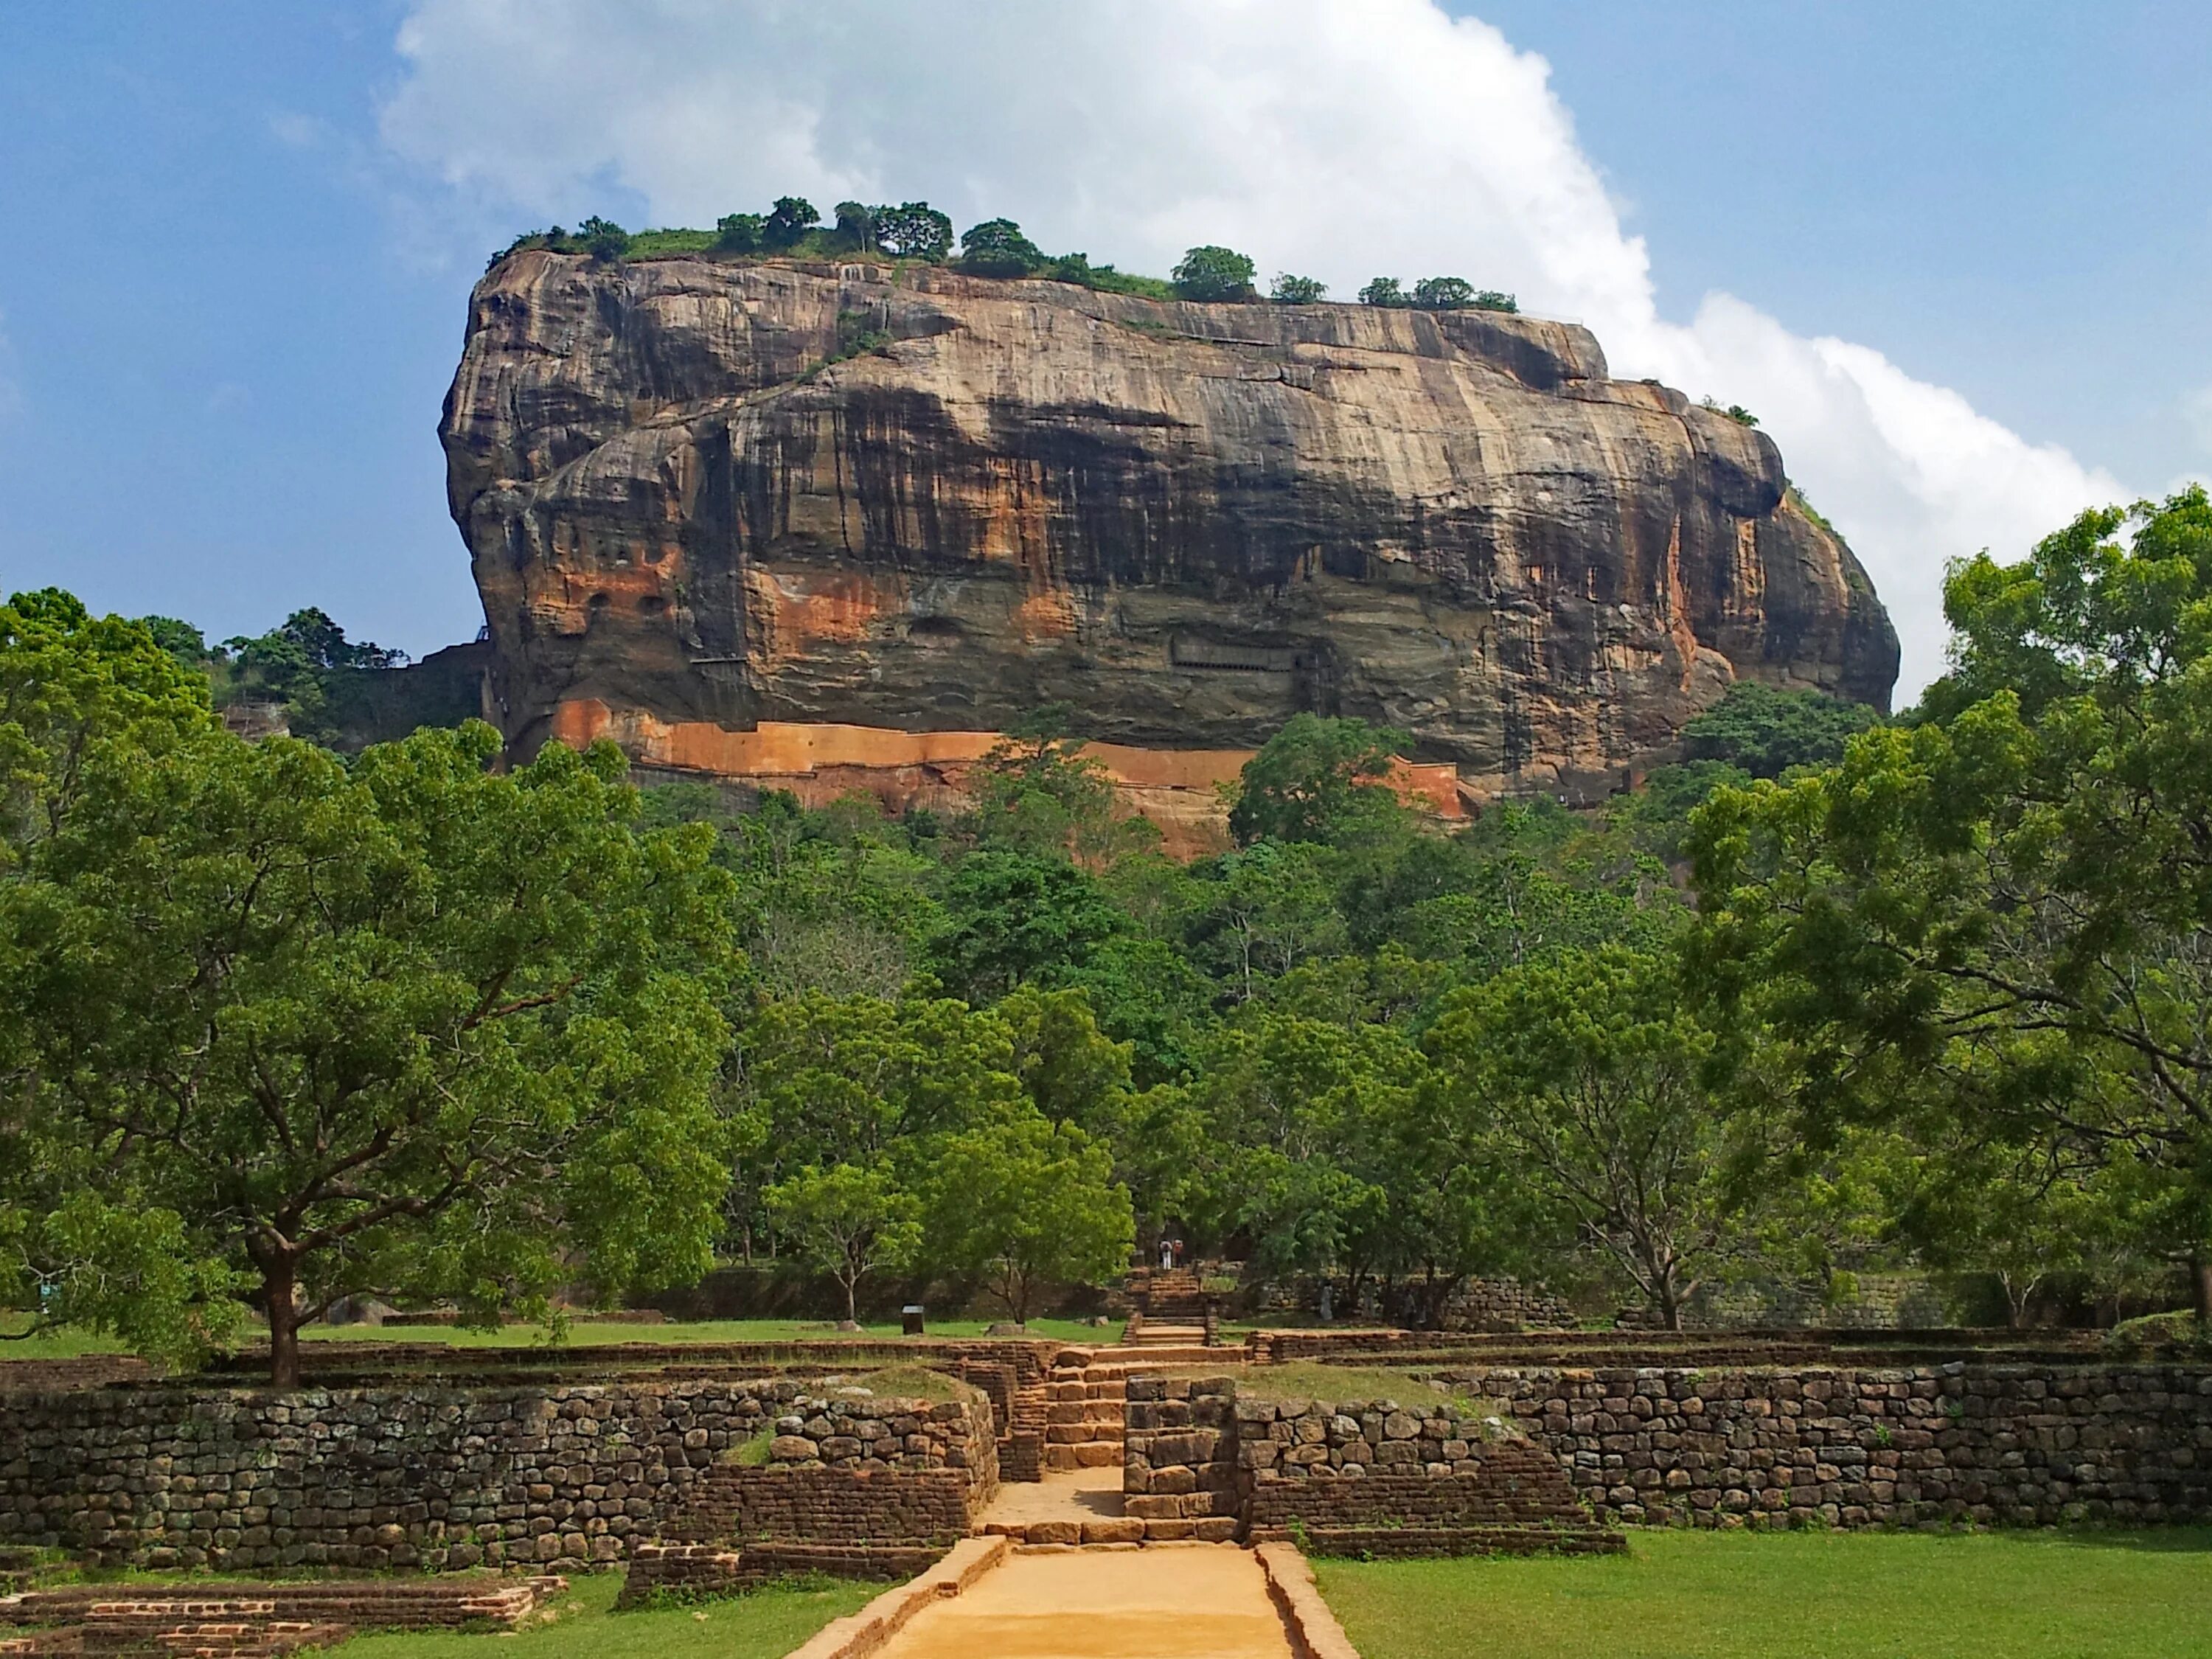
[1122,1269,1215,1348]
[1038,1354,1127,1472]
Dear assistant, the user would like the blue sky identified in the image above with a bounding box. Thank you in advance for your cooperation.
[1,2,2205,690]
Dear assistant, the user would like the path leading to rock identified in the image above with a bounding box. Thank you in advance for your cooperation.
[872,1545,1298,1659]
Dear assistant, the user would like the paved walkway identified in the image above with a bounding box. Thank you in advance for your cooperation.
[874,1546,1297,1659]
[977,1467,1124,1527]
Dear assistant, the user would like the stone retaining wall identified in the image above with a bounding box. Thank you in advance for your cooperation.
[1120,1377,1240,1541]
[0,1379,986,1573]
[1444,1363,2212,1528]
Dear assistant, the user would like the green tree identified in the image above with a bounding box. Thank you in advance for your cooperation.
[1270,274,1328,304]
[765,1163,921,1325]
[928,850,1133,1002]
[968,703,1155,864]
[1680,681,1877,778]
[762,197,821,249]
[138,616,216,667]
[832,201,876,251]
[1692,488,2212,1319]
[1228,712,1411,847]
[1357,277,1410,308]
[958,218,1046,277]
[577,216,630,260]
[998,984,1133,1136]
[1,719,738,1384]
[1430,947,1753,1327]
[1,591,213,858]
[1171,246,1257,302]
[1411,276,1475,310]
[926,1115,1133,1323]
[1187,839,1348,1001]
[715,213,766,254]
[871,202,954,262]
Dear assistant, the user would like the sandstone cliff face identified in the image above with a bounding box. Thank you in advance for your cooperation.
[442,251,1896,817]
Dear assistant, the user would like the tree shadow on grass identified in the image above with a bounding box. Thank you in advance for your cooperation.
[2046,1526,2212,1554]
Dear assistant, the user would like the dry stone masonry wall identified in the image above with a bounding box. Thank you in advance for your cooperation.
[1450,1363,2212,1528]
[0,1379,987,1573]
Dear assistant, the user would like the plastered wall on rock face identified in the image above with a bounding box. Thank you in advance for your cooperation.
[553,699,1462,854]
[446,255,1898,811]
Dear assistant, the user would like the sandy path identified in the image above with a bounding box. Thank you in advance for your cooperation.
[874,1545,1296,1659]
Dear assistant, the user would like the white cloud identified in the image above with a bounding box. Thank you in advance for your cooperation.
[378,0,2129,699]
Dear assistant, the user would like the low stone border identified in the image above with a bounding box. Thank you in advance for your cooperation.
[779,1535,1008,1659]
[1254,1543,1361,1659]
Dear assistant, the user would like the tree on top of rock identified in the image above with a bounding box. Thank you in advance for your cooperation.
[871,202,954,262]
[1171,246,1257,302]
[958,218,1046,277]
[762,197,821,249]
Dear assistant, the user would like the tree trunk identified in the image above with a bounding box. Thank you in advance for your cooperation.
[262,1251,302,1390]
[2193,1253,2212,1324]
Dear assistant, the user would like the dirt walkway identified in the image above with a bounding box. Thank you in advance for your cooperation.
[873,1545,1297,1659]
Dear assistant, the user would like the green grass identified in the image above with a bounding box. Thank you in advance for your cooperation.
[1315,1528,2212,1659]
[338,1571,869,1659]
[298,1316,1110,1347]
[0,1313,1112,1365]
[0,1314,131,1359]
[1161,1361,1500,1418]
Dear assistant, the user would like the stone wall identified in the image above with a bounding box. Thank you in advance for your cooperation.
[1252,1277,1574,1332]
[1120,1377,1240,1542]
[1231,1391,1617,1557]
[1445,1363,2212,1528]
[0,1378,989,1573]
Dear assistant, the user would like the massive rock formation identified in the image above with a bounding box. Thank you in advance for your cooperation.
[442,251,1896,839]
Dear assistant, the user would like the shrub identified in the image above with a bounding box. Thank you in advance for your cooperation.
[1357,276,1410,307]
[959,218,1047,277]
[1700,395,1760,428]
[1470,288,1518,313]
[1171,244,1258,302]
[1270,273,1328,304]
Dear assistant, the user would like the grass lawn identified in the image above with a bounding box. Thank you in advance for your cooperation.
[1315,1528,2212,1659]
[338,1571,871,1659]
[0,1312,1111,1363]
[296,1316,1113,1348]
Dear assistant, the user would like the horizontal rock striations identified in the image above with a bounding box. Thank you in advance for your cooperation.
[442,251,1896,825]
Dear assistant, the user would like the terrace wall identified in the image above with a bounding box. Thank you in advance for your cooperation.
[1446,1363,2212,1528]
[0,1380,990,1574]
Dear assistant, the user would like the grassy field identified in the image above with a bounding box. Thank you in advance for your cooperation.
[339,1571,870,1659]
[1315,1528,2212,1659]
[0,1313,1113,1362]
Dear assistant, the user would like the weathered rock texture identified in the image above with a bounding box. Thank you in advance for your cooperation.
[442,253,1898,818]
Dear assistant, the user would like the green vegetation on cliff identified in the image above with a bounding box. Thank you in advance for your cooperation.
[488,194,1517,313]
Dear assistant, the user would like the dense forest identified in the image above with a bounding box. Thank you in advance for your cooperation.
[4,488,2210,1382]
